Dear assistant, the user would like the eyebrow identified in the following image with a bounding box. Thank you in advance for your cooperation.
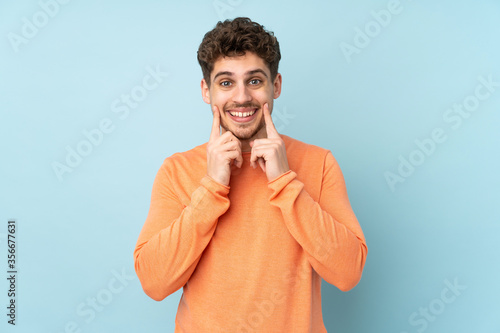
[247,69,268,78]
[213,68,269,81]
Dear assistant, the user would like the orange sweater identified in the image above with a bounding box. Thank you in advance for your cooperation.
[134,135,367,332]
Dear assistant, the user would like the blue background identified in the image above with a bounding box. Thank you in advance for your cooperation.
[1,0,499,332]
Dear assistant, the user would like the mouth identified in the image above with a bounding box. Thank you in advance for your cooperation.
[225,108,258,123]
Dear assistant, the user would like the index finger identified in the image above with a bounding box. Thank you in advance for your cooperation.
[210,105,221,141]
[263,103,279,138]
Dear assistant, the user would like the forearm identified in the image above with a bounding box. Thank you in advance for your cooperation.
[269,163,367,291]
[134,175,230,300]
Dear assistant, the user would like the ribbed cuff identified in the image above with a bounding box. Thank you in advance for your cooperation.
[268,170,298,201]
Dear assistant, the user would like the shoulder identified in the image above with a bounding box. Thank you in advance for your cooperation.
[280,134,337,180]
[160,142,207,173]
[281,134,330,161]
[150,143,208,202]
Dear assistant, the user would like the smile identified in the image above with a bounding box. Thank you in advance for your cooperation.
[226,108,258,123]
[227,109,257,117]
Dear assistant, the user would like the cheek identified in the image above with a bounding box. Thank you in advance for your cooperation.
[254,88,274,103]
[211,92,230,107]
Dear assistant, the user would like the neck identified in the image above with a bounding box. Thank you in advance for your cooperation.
[240,139,252,153]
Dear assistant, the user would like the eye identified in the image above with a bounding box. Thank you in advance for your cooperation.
[220,81,232,87]
[249,79,261,85]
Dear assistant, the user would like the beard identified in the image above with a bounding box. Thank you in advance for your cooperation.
[221,102,265,140]
[220,116,265,140]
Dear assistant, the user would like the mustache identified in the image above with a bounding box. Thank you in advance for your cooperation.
[223,103,260,111]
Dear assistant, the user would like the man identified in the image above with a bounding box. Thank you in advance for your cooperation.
[134,17,367,332]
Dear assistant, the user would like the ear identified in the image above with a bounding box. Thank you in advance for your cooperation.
[201,78,211,104]
[273,73,282,99]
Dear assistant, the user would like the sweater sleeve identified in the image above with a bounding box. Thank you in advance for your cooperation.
[268,151,367,291]
[134,162,230,301]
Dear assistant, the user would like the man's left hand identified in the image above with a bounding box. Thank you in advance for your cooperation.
[250,103,290,181]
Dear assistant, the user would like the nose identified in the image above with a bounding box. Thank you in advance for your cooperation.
[232,83,252,105]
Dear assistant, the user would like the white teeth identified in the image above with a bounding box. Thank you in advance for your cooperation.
[230,110,256,117]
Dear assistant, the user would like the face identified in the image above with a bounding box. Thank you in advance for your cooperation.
[201,52,282,141]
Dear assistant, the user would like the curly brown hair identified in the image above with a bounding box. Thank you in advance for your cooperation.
[197,17,281,87]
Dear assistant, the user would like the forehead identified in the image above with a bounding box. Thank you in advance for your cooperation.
[211,52,270,79]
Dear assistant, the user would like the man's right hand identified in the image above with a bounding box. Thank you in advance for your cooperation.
[207,106,242,186]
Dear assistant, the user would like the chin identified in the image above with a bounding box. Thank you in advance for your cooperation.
[221,117,264,141]
[231,130,254,141]
[234,134,254,141]
[238,122,265,140]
